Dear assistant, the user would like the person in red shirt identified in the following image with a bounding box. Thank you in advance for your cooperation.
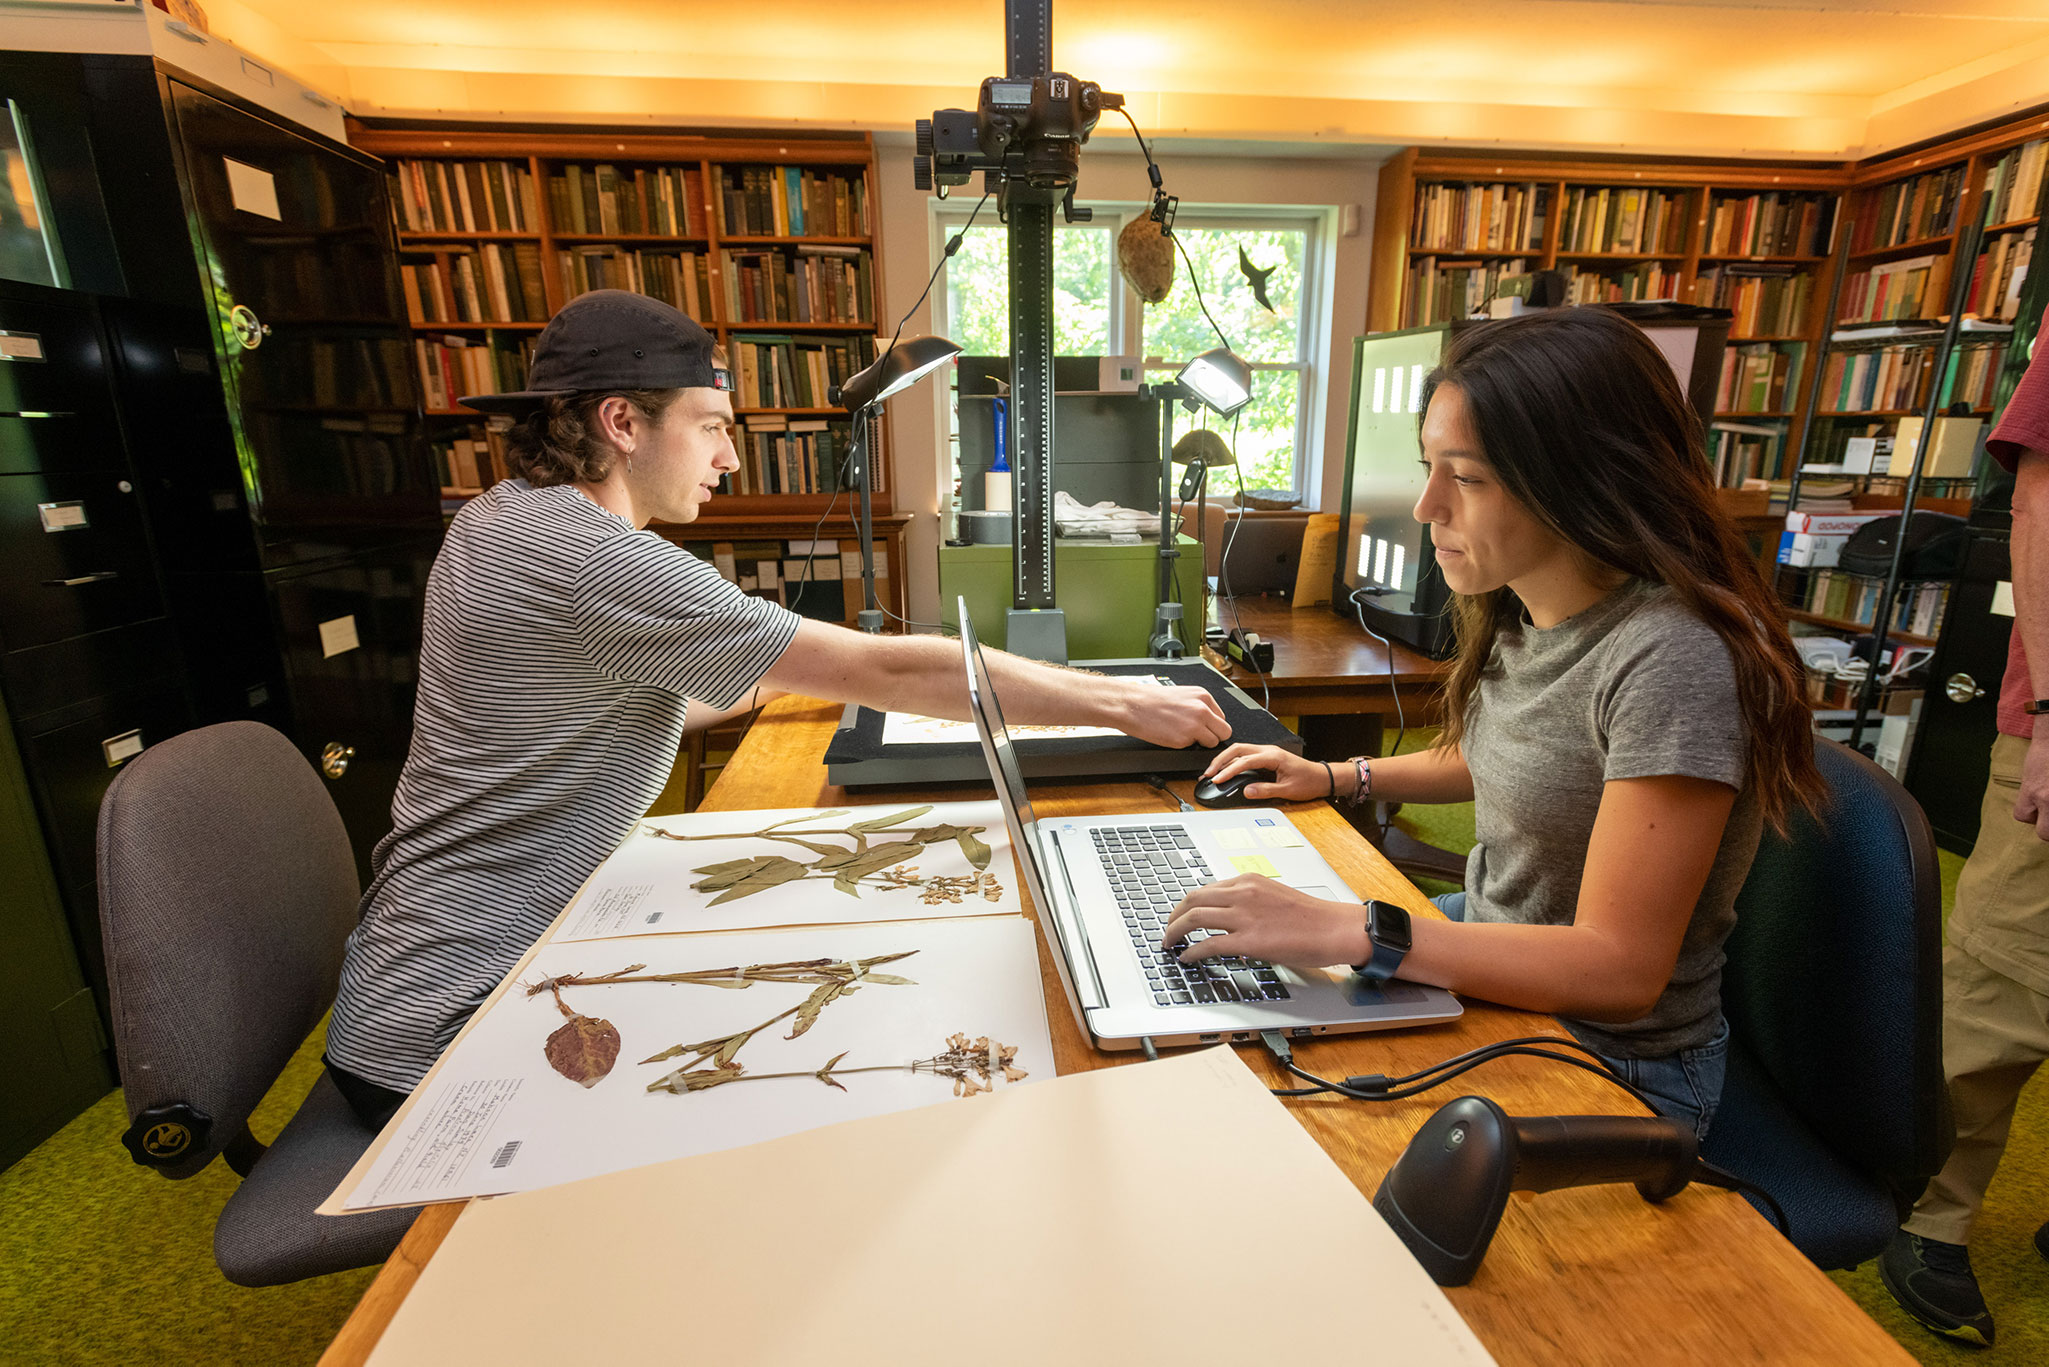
[1882,337,2049,1347]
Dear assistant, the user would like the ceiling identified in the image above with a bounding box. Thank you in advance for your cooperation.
[205,0,2049,161]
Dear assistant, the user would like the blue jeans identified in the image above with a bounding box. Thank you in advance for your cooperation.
[1429,892,1728,1140]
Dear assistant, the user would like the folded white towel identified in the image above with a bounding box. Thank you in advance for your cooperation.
[1052,490,1160,537]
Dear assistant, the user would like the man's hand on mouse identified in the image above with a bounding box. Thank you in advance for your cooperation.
[1202,743,1344,801]
[1114,681,1231,750]
[1160,874,1368,970]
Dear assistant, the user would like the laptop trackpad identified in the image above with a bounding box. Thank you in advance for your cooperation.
[1343,978,1434,1007]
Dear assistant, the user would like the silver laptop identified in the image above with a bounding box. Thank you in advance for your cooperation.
[958,599,1461,1051]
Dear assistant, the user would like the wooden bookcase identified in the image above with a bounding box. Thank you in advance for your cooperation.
[1368,151,1852,491]
[345,121,905,623]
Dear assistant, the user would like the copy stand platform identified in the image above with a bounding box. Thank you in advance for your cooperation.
[824,658,1301,788]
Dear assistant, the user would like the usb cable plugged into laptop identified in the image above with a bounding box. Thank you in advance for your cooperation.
[1145,774,1194,812]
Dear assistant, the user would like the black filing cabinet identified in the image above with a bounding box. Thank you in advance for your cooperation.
[0,52,441,1154]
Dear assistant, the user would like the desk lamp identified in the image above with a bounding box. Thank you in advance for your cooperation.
[1149,353,1251,658]
[833,334,962,632]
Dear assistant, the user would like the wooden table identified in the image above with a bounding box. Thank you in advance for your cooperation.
[323,696,1911,1367]
[1207,593,1466,882]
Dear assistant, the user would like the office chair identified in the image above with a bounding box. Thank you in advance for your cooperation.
[96,721,418,1286]
[1701,737,1952,1269]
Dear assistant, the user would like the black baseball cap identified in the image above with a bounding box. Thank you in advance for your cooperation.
[459,289,733,414]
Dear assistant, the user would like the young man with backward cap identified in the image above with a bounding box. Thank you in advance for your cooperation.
[324,291,1230,1126]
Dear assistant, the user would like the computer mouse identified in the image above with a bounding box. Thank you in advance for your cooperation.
[1193,768,1276,809]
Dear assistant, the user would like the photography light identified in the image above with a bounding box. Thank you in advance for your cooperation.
[833,335,962,633]
[1176,347,1254,417]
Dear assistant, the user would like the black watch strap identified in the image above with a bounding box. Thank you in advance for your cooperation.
[2025,698,2049,716]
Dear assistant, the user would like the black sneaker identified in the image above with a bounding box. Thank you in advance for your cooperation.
[1879,1231,1995,1347]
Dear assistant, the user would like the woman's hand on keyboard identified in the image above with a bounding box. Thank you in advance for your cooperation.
[1201,744,1349,802]
[1161,874,1370,970]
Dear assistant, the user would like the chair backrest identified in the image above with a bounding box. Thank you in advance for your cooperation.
[96,721,360,1178]
[1724,737,1950,1212]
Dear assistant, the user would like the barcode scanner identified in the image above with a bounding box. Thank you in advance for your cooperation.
[1372,1095,1698,1286]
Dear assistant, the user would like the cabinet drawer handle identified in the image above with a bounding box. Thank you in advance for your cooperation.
[43,571,119,587]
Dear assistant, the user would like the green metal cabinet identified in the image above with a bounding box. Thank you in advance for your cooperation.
[938,536,1205,659]
[0,690,113,1170]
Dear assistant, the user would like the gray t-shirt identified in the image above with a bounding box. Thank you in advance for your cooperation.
[1462,578,1762,1057]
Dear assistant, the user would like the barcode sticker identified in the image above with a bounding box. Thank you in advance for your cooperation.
[644,911,664,924]
[490,1140,522,1170]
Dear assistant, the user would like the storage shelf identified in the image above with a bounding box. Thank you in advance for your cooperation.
[720,234,871,247]
[1553,250,1687,261]
[1697,254,1830,264]
[736,406,845,417]
[553,233,711,246]
[1818,407,1992,418]
[410,320,547,330]
[1787,608,1934,647]
[1984,215,2040,234]
[1847,233,1957,262]
[399,231,541,242]
[1727,336,1810,344]
[721,320,875,332]
[1716,410,1795,418]
[1408,246,1540,257]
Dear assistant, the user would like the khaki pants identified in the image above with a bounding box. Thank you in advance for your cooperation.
[1904,734,2049,1246]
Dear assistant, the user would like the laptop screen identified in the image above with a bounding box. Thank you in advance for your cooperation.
[959,599,1053,911]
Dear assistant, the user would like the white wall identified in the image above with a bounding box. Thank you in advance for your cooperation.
[873,137,1382,626]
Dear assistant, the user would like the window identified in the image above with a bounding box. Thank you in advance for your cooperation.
[933,204,1325,501]
[1141,219,1314,497]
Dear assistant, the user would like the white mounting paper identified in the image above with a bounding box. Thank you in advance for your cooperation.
[335,916,1052,1211]
[555,800,1022,941]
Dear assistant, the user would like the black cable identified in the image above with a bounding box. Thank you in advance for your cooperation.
[1219,454,1270,713]
[788,191,995,623]
[1171,231,1235,356]
[1145,773,1194,812]
[1113,105,1232,358]
[1694,1160,1791,1237]
[1116,105,1156,167]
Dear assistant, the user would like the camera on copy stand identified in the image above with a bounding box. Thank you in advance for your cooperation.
[916,75,1119,215]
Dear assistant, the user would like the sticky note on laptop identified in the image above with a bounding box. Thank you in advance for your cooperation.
[1215,828,1256,850]
[1229,854,1280,876]
[1258,827,1305,849]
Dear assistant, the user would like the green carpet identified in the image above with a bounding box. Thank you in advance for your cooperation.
[2,748,2041,1365]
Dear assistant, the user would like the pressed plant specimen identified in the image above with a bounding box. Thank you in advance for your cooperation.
[647,1031,1029,1099]
[640,806,1005,905]
[524,951,917,1088]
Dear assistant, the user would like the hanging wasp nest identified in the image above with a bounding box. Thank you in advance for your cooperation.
[1118,216,1175,303]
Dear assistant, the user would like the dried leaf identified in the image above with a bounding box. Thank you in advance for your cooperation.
[649,1063,745,1094]
[956,829,992,869]
[544,1013,621,1088]
[787,980,846,1040]
[847,806,934,835]
[833,871,862,898]
[815,1050,850,1092]
[761,809,849,832]
[705,856,810,906]
[714,1027,758,1067]
[855,972,916,986]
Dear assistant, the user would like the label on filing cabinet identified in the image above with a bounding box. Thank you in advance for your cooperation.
[0,331,45,362]
[319,614,361,658]
[102,730,143,768]
[37,501,87,532]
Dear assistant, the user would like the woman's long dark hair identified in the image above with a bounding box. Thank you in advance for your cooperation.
[1422,307,1823,832]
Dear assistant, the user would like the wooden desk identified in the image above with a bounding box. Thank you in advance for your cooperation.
[323,696,1910,1367]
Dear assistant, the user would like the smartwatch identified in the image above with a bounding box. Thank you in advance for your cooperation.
[1352,899,1413,983]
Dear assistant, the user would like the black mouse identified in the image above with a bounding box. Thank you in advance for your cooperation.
[1193,768,1276,808]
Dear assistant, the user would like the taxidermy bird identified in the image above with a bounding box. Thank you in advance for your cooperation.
[1238,246,1278,313]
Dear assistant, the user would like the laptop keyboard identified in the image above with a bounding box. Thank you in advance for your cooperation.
[1089,825,1292,1008]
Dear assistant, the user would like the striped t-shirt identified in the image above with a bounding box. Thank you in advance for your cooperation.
[326,480,800,1091]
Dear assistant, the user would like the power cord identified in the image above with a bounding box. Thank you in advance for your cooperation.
[1218,452,1271,713]
[787,190,995,624]
[1254,1029,1791,1237]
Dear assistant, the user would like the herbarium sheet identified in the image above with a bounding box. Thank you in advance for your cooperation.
[554,800,1022,941]
[334,915,1053,1210]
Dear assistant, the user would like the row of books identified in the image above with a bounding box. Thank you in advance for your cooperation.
[1799,571,1950,638]
[1850,166,1965,253]
[1556,186,1688,255]
[728,335,878,411]
[1560,261,1681,305]
[559,247,712,319]
[1693,264,1813,337]
[1703,191,1835,258]
[723,417,855,496]
[677,538,889,624]
[1818,343,1950,414]
[1980,138,2047,227]
[1409,181,1548,253]
[1716,343,1804,414]
[1836,254,1939,324]
[720,246,873,325]
[401,244,548,323]
[414,334,533,411]
[430,426,509,493]
[1941,342,2008,412]
[1710,422,1787,487]
[1964,225,2035,322]
[547,163,707,237]
[1401,257,1516,325]
[391,159,541,234]
[718,165,870,238]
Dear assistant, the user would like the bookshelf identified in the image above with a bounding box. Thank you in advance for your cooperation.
[1369,152,1852,499]
[346,122,905,626]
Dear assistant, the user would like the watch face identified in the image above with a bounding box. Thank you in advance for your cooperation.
[1369,900,1413,952]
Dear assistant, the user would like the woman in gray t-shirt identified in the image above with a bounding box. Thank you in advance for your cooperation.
[1174,307,1824,1138]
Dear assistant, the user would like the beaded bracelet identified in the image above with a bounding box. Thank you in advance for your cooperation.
[1345,756,1373,808]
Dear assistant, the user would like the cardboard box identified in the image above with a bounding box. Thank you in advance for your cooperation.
[1777,531,1847,567]
[1888,415,1983,478]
